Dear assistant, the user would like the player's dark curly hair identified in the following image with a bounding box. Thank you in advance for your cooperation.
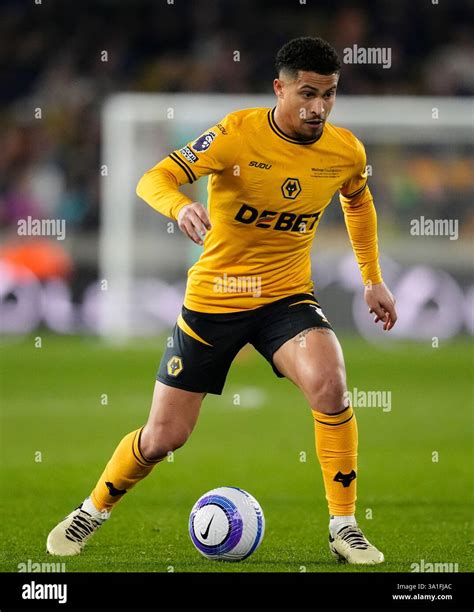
[275,37,341,77]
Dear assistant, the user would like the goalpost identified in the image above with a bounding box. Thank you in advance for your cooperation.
[99,94,472,342]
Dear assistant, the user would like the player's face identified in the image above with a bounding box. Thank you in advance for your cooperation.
[273,70,339,142]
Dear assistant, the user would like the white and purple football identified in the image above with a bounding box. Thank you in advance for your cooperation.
[189,487,265,561]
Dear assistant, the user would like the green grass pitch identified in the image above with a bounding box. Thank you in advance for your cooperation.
[0,334,472,573]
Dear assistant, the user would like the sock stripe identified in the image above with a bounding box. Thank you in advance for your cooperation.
[314,413,354,427]
[131,430,153,467]
[313,406,354,426]
[133,427,162,465]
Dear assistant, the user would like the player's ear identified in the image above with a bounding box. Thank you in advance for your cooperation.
[273,78,284,97]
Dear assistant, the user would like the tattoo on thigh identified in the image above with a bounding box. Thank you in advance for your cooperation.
[296,327,332,340]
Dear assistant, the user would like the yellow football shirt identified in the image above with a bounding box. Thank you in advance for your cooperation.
[137,107,382,313]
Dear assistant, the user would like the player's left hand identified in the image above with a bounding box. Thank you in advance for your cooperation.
[364,281,397,331]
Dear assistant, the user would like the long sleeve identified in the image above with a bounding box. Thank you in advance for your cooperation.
[136,114,242,221]
[339,138,383,285]
[136,162,192,221]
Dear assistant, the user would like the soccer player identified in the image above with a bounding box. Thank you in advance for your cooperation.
[47,37,397,564]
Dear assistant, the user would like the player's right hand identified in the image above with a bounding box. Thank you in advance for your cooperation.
[177,202,212,245]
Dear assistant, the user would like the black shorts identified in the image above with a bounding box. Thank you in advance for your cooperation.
[157,292,333,395]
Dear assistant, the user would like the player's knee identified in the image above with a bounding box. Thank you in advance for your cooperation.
[303,369,346,414]
[140,422,191,461]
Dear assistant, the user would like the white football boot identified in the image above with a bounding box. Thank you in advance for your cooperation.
[46,499,110,556]
[329,524,384,564]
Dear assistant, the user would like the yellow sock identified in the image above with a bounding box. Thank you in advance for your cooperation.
[90,427,161,512]
[312,405,358,516]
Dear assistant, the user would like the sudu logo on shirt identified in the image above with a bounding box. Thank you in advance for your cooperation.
[192,131,217,152]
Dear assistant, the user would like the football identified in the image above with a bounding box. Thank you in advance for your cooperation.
[189,487,265,561]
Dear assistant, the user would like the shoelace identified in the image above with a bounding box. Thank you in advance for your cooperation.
[337,525,369,550]
[65,509,102,543]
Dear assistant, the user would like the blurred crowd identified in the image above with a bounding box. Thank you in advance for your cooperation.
[1,0,473,235]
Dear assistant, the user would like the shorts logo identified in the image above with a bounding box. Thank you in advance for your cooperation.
[309,303,329,323]
[167,356,183,377]
[281,177,301,200]
[192,131,216,152]
[179,146,199,164]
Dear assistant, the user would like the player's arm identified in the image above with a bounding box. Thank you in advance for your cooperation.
[339,139,397,331]
[136,118,241,245]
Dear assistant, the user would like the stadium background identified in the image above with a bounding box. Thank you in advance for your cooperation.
[1,0,472,576]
